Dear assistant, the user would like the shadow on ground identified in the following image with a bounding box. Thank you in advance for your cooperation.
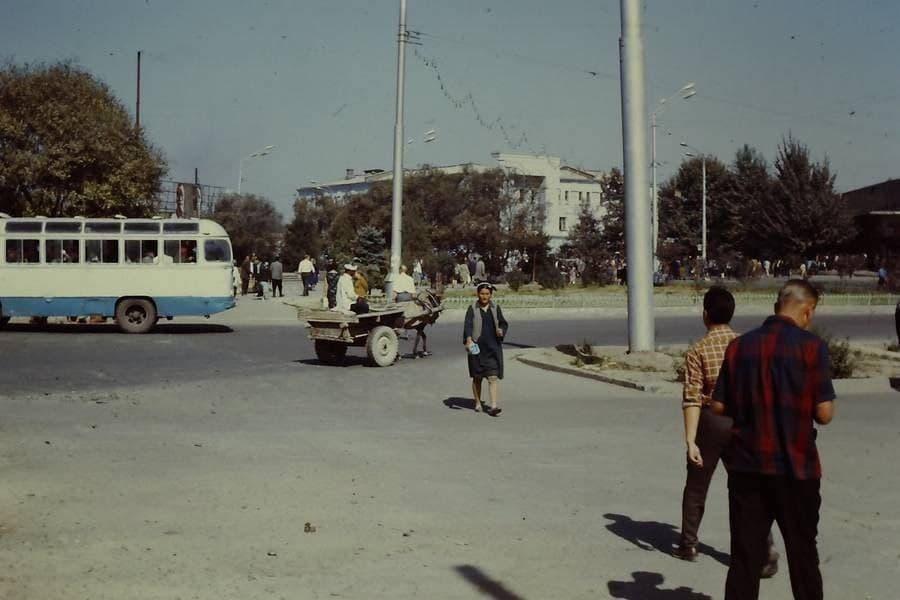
[294,356,369,368]
[443,397,478,411]
[603,513,729,566]
[1,322,233,334]
[608,571,713,599]
[454,565,526,600]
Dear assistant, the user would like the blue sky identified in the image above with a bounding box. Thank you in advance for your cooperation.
[2,0,898,215]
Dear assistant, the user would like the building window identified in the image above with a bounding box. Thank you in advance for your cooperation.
[559,217,567,231]
[578,191,583,203]
[585,192,590,203]
[564,190,569,202]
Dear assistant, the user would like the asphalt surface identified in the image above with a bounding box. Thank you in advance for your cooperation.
[0,307,895,395]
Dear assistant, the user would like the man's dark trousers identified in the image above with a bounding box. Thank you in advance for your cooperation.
[681,410,733,547]
[301,273,311,296]
[271,278,283,297]
[725,472,822,600]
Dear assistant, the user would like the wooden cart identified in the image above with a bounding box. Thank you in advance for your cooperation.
[305,293,443,367]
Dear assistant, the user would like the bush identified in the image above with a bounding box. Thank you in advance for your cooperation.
[813,327,857,379]
[536,265,565,290]
[505,270,527,291]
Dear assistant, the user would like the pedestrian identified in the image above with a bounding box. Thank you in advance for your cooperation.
[467,255,477,284]
[240,256,251,296]
[231,260,241,297]
[392,264,417,302]
[463,282,509,416]
[324,261,340,309]
[352,267,370,314]
[413,258,424,285]
[270,256,284,297]
[474,256,487,284]
[297,254,314,296]
[456,258,471,288]
[712,279,835,600]
[674,286,779,576]
[335,263,358,312]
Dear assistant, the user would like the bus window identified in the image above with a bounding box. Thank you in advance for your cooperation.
[125,239,159,264]
[124,222,160,234]
[46,222,82,233]
[203,239,231,263]
[5,222,42,233]
[86,239,119,263]
[46,239,81,263]
[85,222,121,234]
[164,239,197,264]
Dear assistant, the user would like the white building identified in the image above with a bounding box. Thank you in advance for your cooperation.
[296,153,607,249]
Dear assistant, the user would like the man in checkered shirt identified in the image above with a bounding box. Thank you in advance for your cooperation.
[674,287,779,578]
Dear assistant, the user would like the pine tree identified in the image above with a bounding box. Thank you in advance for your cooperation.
[599,167,625,256]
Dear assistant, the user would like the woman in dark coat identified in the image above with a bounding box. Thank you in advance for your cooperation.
[463,282,509,416]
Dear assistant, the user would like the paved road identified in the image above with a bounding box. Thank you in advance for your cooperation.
[1,324,896,599]
[0,306,895,395]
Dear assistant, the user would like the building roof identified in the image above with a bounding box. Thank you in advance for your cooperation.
[842,178,900,216]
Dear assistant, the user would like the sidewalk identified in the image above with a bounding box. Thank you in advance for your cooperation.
[516,345,900,396]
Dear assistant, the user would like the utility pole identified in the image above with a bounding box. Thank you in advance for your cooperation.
[135,50,142,132]
[385,0,408,299]
[619,0,655,352]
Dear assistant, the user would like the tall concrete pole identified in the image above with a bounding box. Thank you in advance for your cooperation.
[701,156,707,264]
[135,50,142,132]
[650,111,658,269]
[385,0,408,298]
[619,0,655,352]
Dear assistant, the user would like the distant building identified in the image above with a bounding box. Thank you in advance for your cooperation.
[841,179,900,258]
[297,153,607,249]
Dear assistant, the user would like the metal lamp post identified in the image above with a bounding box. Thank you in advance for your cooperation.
[680,143,707,264]
[650,83,695,269]
[237,145,275,194]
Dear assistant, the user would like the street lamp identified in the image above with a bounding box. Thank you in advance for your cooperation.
[237,145,276,194]
[680,142,706,264]
[651,83,695,269]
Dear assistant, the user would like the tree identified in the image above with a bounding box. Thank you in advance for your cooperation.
[599,167,625,256]
[757,135,855,257]
[0,61,166,217]
[212,193,283,261]
[353,225,388,290]
[719,145,773,258]
[567,205,611,285]
[658,155,732,258]
[282,195,340,268]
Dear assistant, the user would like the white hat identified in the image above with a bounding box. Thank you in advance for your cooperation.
[344,263,358,270]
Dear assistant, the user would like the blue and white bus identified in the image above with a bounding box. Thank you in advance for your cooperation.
[0,214,235,333]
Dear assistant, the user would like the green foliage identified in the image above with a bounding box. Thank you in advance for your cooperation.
[599,167,625,256]
[813,327,858,379]
[658,155,732,258]
[505,270,527,291]
[212,193,283,261]
[536,264,566,290]
[567,205,612,285]
[353,225,387,290]
[423,251,458,287]
[0,61,167,217]
[282,196,339,268]
[761,136,856,257]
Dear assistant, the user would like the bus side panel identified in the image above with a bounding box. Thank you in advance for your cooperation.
[0,297,117,318]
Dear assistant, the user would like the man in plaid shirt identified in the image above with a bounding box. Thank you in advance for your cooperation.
[713,280,835,600]
[674,287,778,577]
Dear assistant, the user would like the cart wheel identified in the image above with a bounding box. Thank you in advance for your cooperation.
[366,326,399,367]
[315,339,348,365]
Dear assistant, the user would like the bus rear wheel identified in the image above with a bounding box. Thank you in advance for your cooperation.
[0,316,9,329]
[116,299,157,334]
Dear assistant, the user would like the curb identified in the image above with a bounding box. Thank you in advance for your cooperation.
[516,354,672,393]
[517,350,899,396]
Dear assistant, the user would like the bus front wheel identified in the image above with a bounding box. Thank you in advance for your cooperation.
[116,299,157,334]
[0,316,9,329]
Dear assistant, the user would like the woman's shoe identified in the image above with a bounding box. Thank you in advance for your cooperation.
[487,407,502,417]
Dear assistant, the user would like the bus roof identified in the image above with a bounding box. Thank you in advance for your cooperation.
[0,216,229,237]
